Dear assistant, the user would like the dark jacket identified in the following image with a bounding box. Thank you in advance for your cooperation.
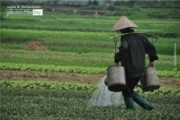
[114,33,158,77]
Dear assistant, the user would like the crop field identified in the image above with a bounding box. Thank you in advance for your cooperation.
[0,6,180,120]
[1,80,180,120]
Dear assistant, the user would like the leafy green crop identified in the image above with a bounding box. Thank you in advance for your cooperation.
[1,82,180,120]
[0,80,96,91]
[0,62,180,77]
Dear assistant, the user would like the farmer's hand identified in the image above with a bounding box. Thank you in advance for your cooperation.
[149,62,154,67]
[114,62,119,66]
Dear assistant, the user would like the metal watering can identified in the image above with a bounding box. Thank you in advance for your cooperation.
[140,67,160,92]
[105,66,160,92]
[104,65,126,92]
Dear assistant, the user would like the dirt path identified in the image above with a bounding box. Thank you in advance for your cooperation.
[0,70,180,86]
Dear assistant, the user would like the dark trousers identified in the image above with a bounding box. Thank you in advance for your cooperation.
[122,76,141,98]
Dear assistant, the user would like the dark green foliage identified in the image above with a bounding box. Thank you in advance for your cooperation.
[0,15,5,21]
[107,5,116,11]
[0,1,16,6]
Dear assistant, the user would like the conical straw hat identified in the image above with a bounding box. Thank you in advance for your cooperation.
[111,16,138,31]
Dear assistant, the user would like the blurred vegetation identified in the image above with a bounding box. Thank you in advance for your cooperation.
[0,0,179,71]
[1,0,180,19]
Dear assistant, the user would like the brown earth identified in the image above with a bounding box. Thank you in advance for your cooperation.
[26,42,48,51]
[0,70,180,87]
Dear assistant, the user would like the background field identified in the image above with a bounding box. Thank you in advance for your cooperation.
[1,13,180,72]
[0,1,180,120]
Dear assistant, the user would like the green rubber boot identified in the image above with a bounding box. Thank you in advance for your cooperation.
[131,92,154,110]
[124,98,135,110]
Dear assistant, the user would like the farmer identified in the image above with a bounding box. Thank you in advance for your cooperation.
[112,16,158,110]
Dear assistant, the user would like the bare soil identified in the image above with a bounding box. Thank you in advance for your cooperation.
[26,42,48,51]
[0,70,180,87]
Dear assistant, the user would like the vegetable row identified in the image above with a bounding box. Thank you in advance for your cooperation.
[0,62,179,77]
